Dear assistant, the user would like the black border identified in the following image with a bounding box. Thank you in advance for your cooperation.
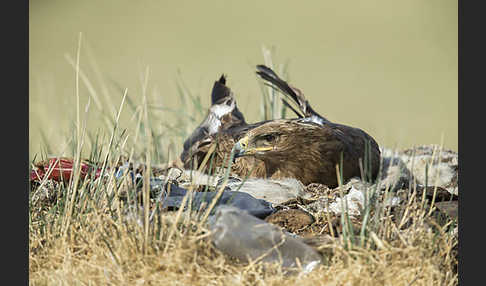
[3,0,28,284]
[458,0,480,284]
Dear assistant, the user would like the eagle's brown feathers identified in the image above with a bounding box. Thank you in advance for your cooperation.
[233,119,380,186]
[181,66,381,187]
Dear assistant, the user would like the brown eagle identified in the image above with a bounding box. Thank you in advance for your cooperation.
[180,65,380,187]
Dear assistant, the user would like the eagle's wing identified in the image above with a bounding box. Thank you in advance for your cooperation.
[180,75,247,165]
[255,65,329,123]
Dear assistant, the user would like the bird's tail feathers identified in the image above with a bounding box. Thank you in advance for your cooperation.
[256,65,327,121]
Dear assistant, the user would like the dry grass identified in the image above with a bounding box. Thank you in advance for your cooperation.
[29,186,458,285]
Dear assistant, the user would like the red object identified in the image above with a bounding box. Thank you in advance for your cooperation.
[30,158,102,182]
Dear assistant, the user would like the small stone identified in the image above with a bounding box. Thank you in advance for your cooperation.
[398,145,458,195]
[265,209,315,233]
[434,201,458,219]
[221,177,310,204]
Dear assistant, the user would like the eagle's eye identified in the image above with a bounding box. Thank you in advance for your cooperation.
[253,133,279,149]
[262,134,276,142]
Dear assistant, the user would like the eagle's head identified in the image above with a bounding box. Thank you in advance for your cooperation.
[233,119,323,161]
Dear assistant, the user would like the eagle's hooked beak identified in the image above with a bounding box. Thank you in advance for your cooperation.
[234,135,273,159]
[234,136,249,159]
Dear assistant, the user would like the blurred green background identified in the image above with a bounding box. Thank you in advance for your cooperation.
[29,0,457,161]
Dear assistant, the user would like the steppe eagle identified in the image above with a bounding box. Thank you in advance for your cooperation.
[180,65,380,187]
